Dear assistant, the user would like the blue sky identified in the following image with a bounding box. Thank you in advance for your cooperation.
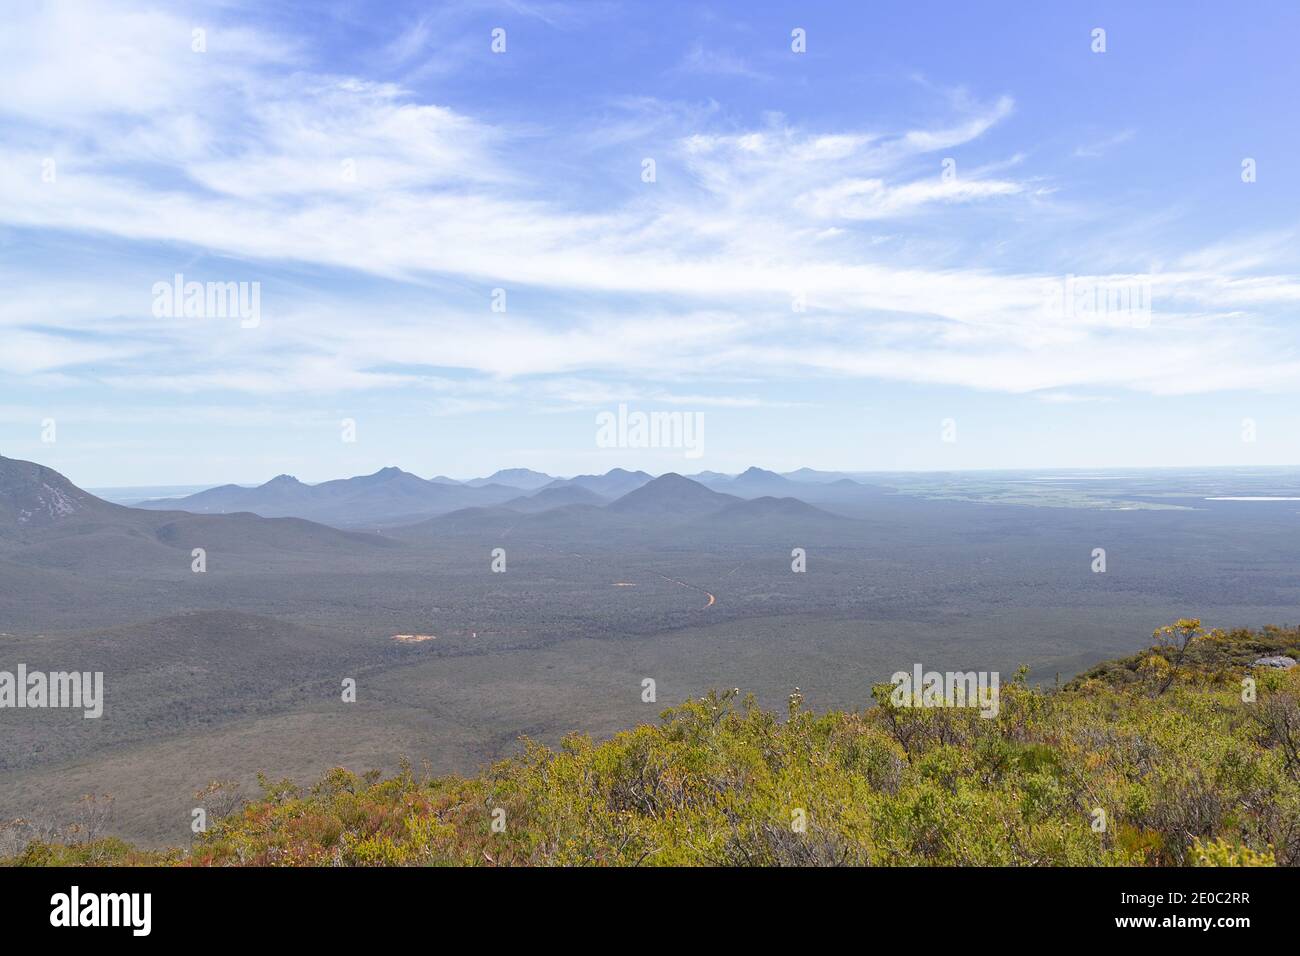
[2,0,1299,486]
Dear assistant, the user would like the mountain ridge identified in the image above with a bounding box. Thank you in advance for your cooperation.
[124,463,872,528]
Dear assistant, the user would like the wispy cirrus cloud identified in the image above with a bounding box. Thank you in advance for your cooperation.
[675,41,769,80]
[799,175,1027,220]
[2,0,1299,421]
[1074,129,1136,159]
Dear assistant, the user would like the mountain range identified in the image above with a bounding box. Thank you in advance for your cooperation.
[0,451,861,642]
[0,454,872,565]
[0,454,391,567]
[126,463,881,528]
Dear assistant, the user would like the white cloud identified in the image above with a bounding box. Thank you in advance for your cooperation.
[1074,129,1136,159]
[799,176,1024,220]
[1,0,1299,410]
[676,42,768,79]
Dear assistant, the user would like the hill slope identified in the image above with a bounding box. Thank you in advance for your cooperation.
[0,453,127,534]
[0,454,391,565]
[9,621,1297,867]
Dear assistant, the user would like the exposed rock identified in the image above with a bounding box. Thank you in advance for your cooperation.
[1252,655,1297,669]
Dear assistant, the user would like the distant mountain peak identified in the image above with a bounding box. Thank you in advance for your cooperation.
[539,468,652,498]
[489,468,550,479]
[467,468,555,490]
[607,472,738,516]
[503,484,610,513]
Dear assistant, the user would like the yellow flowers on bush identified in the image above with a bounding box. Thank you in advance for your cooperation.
[5,623,1298,867]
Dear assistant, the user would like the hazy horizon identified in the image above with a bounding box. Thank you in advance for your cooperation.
[73,460,1300,494]
[3,1,1299,487]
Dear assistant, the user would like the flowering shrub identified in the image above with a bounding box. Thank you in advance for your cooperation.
[6,623,1298,867]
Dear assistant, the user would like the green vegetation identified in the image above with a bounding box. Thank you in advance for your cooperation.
[6,621,1298,867]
